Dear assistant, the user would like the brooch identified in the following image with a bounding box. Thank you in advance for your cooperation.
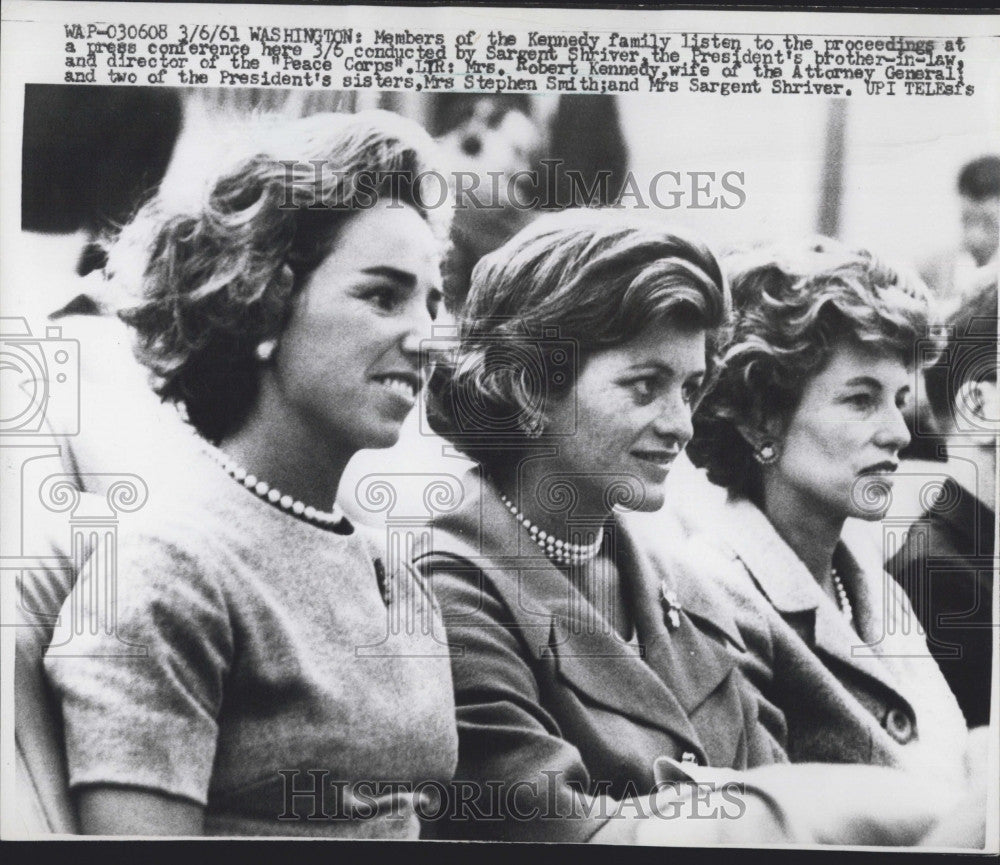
[660,581,682,630]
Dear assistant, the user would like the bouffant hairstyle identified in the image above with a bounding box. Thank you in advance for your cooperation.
[112,110,451,442]
[688,239,939,499]
[426,209,728,467]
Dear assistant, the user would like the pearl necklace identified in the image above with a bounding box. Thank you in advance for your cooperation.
[831,567,854,624]
[497,488,604,567]
[203,442,345,530]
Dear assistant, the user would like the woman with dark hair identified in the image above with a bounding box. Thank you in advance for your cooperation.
[416,212,977,845]
[42,110,458,836]
[685,239,973,778]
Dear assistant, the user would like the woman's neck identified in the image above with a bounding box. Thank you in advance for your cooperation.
[761,482,844,591]
[217,385,351,514]
[492,455,611,543]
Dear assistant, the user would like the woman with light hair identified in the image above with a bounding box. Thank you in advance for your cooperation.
[43,110,458,836]
[685,239,974,777]
[415,213,984,846]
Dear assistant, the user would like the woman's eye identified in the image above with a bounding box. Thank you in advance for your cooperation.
[682,380,702,406]
[629,379,656,405]
[846,393,874,410]
[365,287,400,312]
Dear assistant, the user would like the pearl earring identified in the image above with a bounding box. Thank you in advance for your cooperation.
[255,339,277,363]
[754,442,779,465]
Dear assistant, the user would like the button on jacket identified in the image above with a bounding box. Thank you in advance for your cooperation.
[684,493,969,784]
[413,472,788,843]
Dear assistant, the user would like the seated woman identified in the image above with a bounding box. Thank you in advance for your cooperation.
[416,212,980,845]
[685,240,972,778]
[42,110,457,836]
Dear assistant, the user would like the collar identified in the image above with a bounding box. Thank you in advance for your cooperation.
[419,470,745,757]
[713,493,917,709]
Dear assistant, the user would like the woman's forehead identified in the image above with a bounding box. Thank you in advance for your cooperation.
[810,340,913,389]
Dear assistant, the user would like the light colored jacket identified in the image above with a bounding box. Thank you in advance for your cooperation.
[684,493,969,784]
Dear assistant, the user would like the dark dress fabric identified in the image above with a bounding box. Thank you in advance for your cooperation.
[414,471,787,843]
[887,477,995,728]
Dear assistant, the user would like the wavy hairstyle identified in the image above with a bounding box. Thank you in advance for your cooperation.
[427,209,728,467]
[111,109,451,441]
[688,238,940,499]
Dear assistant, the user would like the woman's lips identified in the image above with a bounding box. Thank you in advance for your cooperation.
[373,372,420,407]
[631,449,679,469]
[858,460,900,476]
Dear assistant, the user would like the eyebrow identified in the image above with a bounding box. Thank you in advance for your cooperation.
[843,376,910,393]
[360,266,418,288]
[627,361,706,377]
[844,376,882,388]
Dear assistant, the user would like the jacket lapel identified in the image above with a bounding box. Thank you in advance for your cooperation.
[719,496,913,707]
[428,472,709,756]
[615,519,743,714]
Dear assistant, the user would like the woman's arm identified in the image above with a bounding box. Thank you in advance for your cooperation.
[43,533,232,833]
[77,787,204,836]
[426,556,607,842]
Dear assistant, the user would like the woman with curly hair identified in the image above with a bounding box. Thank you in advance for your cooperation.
[414,213,982,846]
[42,110,458,836]
[685,239,974,777]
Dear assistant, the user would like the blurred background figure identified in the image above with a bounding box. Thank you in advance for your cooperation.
[19,85,182,320]
[903,156,999,461]
[430,94,544,313]
[887,281,998,729]
[920,156,1000,316]
[543,94,630,212]
[15,86,188,494]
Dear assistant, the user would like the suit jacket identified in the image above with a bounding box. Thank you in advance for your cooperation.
[413,471,788,843]
[685,493,969,784]
[886,476,995,728]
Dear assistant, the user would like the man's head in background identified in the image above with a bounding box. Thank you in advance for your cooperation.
[429,96,545,315]
[924,280,998,448]
[957,155,1000,268]
[430,95,542,202]
[22,85,182,276]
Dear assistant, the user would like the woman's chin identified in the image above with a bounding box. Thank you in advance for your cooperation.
[848,477,896,521]
[850,504,891,522]
[633,487,666,514]
[355,425,405,453]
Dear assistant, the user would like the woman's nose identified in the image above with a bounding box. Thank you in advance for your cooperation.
[877,405,912,453]
[653,393,694,446]
[400,304,439,358]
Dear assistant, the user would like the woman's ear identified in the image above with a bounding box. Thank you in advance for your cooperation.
[737,413,784,450]
[736,423,764,450]
[738,415,785,466]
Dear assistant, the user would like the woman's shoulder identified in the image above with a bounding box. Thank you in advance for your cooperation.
[679,525,761,598]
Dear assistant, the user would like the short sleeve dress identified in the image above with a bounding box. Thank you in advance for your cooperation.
[43,454,458,837]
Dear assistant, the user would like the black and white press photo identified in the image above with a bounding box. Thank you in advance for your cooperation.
[1,0,997,849]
